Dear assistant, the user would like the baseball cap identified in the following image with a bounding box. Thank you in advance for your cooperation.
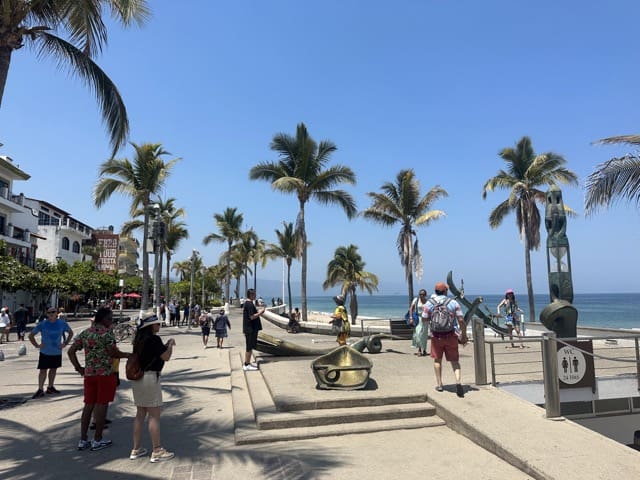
[434,282,448,293]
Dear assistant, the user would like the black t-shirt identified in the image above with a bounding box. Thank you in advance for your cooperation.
[140,335,167,372]
[242,300,262,334]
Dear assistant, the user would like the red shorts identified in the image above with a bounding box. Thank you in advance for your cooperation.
[430,333,459,362]
[83,374,117,404]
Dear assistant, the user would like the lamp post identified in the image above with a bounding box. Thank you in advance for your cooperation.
[201,266,206,308]
[189,249,199,310]
[152,204,165,320]
[55,256,62,309]
[119,279,124,322]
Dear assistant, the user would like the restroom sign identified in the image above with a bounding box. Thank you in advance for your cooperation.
[557,340,595,389]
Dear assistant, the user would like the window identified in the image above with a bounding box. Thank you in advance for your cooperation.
[62,237,70,250]
[72,241,80,253]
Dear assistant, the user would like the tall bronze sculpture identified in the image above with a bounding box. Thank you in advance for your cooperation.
[539,185,578,337]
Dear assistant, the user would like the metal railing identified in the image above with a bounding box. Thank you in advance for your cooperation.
[472,318,640,418]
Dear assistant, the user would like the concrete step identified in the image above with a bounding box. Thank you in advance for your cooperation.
[236,416,447,445]
[257,402,437,430]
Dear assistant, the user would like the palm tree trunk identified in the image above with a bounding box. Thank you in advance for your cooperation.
[0,47,12,108]
[299,202,308,323]
[225,241,232,304]
[253,261,258,292]
[286,260,293,317]
[165,252,171,304]
[141,210,150,310]
[524,240,536,323]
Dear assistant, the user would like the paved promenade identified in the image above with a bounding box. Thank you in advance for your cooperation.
[0,308,638,479]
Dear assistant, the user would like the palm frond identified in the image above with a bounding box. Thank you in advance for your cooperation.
[35,32,129,155]
[594,135,640,147]
[584,154,640,215]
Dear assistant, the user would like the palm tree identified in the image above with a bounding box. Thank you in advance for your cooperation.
[0,1,150,155]
[362,169,447,304]
[482,136,578,322]
[94,142,180,309]
[264,222,300,317]
[249,122,357,322]
[171,260,191,282]
[323,245,379,333]
[250,237,273,293]
[203,207,243,306]
[164,219,188,303]
[585,135,640,215]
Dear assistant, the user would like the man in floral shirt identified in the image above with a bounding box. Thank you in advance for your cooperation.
[68,307,130,451]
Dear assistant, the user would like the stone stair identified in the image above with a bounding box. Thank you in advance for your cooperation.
[230,352,446,445]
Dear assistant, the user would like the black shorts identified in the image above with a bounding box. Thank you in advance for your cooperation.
[37,353,62,370]
[245,330,259,351]
[201,326,210,336]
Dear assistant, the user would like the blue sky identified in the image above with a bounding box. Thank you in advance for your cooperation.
[1,1,638,296]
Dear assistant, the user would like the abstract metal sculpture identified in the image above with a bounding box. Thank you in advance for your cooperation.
[311,345,373,390]
[540,185,578,338]
[255,332,394,357]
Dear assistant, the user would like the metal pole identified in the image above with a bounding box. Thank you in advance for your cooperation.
[119,279,124,322]
[542,331,561,418]
[473,317,487,385]
[490,343,496,386]
[201,268,205,307]
[189,250,196,308]
[635,337,640,392]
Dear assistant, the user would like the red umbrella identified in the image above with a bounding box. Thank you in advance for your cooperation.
[125,293,142,298]
[113,292,123,298]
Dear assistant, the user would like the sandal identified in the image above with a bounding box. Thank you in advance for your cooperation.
[435,386,444,392]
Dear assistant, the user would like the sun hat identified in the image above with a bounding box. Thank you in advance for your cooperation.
[434,281,448,293]
[506,289,514,295]
[136,310,162,329]
[333,294,345,304]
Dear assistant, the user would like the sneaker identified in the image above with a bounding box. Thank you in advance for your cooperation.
[456,384,465,398]
[77,440,91,451]
[32,389,45,399]
[46,386,60,394]
[130,448,148,459]
[90,438,113,451]
[435,385,444,392]
[150,448,174,463]
[243,363,258,371]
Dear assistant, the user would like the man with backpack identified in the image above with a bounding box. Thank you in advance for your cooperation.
[426,281,467,398]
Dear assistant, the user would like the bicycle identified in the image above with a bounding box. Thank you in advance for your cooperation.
[113,321,134,343]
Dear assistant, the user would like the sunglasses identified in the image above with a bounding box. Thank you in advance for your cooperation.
[47,310,57,314]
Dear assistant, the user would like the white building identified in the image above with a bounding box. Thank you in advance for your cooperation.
[23,198,94,264]
[0,156,39,267]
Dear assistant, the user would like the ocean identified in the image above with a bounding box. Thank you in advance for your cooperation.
[289,293,640,330]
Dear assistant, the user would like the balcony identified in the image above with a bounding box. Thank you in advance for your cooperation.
[0,187,25,213]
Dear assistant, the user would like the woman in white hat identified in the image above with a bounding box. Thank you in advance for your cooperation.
[129,312,176,463]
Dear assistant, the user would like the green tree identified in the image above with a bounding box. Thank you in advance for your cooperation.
[362,169,447,304]
[203,207,244,305]
[0,0,150,155]
[323,244,379,332]
[249,122,357,322]
[482,136,578,322]
[264,222,300,317]
[585,135,640,215]
[94,142,180,309]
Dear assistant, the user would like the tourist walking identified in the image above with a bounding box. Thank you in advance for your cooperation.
[242,289,265,371]
[426,281,467,398]
[329,295,350,346]
[28,306,74,398]
[410,289,429,356]
[214,308,231,349]
[0,307,11,343]
[67,307,130,451]
[497,289,524,348]
[198,310,211,348]
[13,304,29,341]
[129,311,176,463]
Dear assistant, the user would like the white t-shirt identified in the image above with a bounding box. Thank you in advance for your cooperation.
[0,312,10,327]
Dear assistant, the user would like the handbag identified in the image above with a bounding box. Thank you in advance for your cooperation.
[125,353,144,381]
[404,310,420,327]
